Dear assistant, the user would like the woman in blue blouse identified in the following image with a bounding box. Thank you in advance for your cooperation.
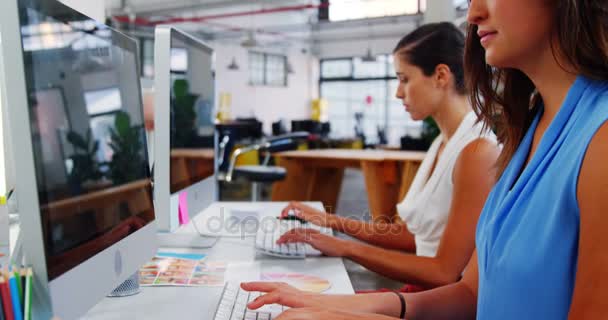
[238,0,608,319]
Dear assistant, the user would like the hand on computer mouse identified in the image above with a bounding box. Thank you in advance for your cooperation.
[279,202,332,227]
[276,228,350,257]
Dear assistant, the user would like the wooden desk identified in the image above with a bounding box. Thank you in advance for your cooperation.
[271,149,426,220]
[170,148,214,193]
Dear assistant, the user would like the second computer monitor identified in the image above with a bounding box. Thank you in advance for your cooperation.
[154,26,217,232]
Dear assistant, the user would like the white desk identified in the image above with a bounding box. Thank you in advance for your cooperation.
[83,202,354,320]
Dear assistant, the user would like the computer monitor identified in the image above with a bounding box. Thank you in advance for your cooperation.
[154,26,217,233]
[0,0,157,319]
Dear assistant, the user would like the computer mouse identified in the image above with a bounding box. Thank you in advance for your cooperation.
[279,209,308,224]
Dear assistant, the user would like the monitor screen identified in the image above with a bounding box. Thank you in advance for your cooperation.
[169,30,215,194]
[17,0,154,281]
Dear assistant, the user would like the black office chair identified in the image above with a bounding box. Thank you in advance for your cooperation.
[222,132,310,201]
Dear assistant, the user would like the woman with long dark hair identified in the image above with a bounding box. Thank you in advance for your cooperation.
[239,0,608,319]
[274,22,499,291]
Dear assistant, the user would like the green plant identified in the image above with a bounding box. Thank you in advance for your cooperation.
[172,79,199,148]
[107,111,145,184]
[421,117,440,145]
[67,129,103,187]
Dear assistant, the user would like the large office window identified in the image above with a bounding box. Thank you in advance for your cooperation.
[83,87,123,164]
[320,55,422,146]
[249,51,287,87]
[140,37,155,78]
[328,0,421,21]
[325,0,467,22]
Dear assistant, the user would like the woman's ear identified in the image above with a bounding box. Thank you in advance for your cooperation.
[434,64,452,90]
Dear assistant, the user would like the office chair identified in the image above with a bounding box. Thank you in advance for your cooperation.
[221,132,309,201]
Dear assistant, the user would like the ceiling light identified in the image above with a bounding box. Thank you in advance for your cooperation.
[361,47,377,62]
[227,57,239,70]
[240,31,259,48]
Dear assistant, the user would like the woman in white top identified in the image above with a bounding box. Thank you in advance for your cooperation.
[275,22,500,290]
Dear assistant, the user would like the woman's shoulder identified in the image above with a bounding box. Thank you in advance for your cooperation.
[452,138,501,184]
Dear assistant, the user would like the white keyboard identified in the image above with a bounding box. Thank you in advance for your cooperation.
[213,282,288,320]
[255,220,333,258]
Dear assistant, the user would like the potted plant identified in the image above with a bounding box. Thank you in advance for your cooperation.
[107,111,146,185]
[400,117,440,151]
[171,79,199,148]
[66,129,104,192]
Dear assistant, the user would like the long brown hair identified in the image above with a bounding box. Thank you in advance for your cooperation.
[465,0,608,175]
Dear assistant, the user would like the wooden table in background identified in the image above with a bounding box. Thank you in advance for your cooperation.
[271,149,426,220]
[170,149,215,192]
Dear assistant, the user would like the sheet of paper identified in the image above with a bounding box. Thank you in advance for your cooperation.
[139,252,227,287]
[225,261,261,283]
[178,191,190,225]
[194,205,261,237]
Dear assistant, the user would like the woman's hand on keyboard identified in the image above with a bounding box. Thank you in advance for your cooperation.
[276,228,351,257]
[242,282,320,310]
[242,282,402,320]
[280,202,332,227]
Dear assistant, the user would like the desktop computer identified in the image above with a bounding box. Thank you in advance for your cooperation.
[0,0,157,318]
[153,26,218,244]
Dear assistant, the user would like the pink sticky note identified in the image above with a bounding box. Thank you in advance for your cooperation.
[178,191,190,225]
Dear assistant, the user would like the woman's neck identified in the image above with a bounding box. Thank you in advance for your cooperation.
[519,44,578,122]
[432,95,472,143]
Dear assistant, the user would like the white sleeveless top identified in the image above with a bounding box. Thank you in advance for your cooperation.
[397,112,497,257]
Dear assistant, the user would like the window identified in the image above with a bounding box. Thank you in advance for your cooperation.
[323,0,466,22]
[321,59,352,79]
[249,52,287,87]
[141,38,154,78]
[84,88,122,115]
[83,88,123,164]
[170,48,188,73]
[329,0,421,21]
[320,55,422,146]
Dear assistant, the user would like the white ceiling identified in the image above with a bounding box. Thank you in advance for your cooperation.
[106,0,467,54]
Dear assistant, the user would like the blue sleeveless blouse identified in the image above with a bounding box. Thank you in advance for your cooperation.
[476,76,608,319]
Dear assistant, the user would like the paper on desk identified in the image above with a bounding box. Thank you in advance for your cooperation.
[225,262,261,283]
[259,265,332,293]
[140,252,228,287]
[195,204,261,237]
[178,192,190,225]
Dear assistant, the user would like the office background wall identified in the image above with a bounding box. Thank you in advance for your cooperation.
[213,42,319,133]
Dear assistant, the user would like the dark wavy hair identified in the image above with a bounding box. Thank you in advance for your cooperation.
[394,22,467,95]
[465,1,608,175]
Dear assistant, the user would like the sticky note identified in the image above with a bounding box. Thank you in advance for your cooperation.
[178,191,190,225]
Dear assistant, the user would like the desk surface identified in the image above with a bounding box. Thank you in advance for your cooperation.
[171,148,215,159]
[276,149,426,162]
[83,202,354,320]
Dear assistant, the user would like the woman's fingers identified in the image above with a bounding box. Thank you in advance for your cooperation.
[277,228,320,244]
[247,291,282,309]
[241,281,285,293]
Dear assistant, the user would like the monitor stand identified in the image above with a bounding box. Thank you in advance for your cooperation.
[156,232,219,249]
